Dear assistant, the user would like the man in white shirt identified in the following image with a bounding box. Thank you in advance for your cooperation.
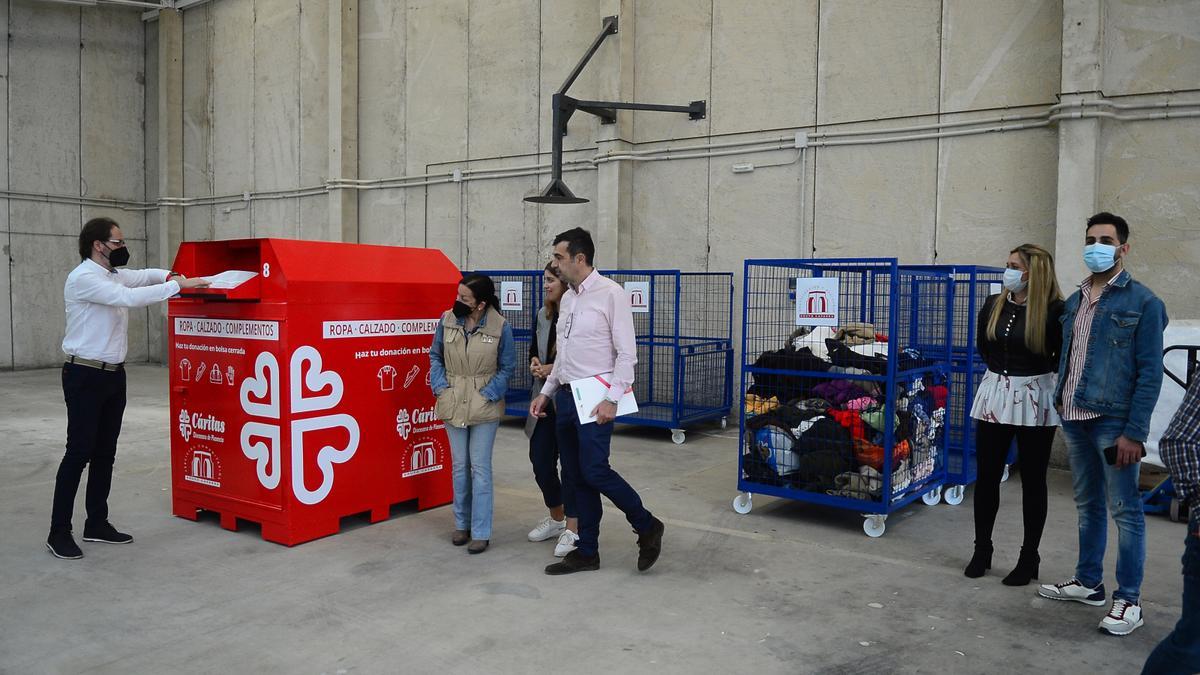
[47,217,208,560]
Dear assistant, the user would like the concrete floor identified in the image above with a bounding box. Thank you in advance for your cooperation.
[0,365,1189,674]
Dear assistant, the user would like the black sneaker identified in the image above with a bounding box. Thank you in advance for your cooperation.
[636,517,665,572]
[82,521,133,545]
[545,550,600,575]
[47,530,83,559]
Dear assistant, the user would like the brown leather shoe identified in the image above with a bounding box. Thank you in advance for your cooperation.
[452,530,470,546]
[467,539,489,554]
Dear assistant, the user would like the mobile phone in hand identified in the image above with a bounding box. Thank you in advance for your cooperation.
[1103,444,1146,465]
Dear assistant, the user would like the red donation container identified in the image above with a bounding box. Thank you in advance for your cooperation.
[167,238,458,545]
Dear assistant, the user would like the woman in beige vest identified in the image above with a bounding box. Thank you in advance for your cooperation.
[429,274,515,554]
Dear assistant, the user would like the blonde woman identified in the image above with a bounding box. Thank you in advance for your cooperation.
[524,263,579,556]
[965,244,1064,585]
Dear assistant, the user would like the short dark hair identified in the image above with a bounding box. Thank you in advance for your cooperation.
[79,217,119,260]
[1086,212,1129,244]
[552,227,595,266]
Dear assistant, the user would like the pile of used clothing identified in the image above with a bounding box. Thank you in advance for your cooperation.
[741,323,946,501]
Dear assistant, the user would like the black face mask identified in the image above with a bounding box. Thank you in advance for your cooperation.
[105,244,131,268]
[452,301,475,319]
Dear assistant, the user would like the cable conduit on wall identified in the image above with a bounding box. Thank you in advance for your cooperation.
[5,100,1197,212]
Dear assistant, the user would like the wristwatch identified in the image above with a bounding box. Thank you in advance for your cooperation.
[603,394,620,405]
[166,271,182,280]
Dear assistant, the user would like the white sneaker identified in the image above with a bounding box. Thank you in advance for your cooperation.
[553,530,579,557]
[1098,599,1143,636]
[528,516,566,542]
[1037,577,1107,606]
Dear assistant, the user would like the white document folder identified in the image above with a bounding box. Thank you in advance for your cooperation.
[569,373,638,425]
[203,270,259,289]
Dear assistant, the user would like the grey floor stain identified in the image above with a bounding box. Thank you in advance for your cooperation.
[474,582,542,600]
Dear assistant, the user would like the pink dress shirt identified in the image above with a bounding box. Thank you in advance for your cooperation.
[540,269,638,402]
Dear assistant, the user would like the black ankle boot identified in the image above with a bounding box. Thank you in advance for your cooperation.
[1002,548,1040,586]
[964,543,992,578]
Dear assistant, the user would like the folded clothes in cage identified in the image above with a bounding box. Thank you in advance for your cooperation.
[746,403,820,433]
[898,348,938,372]
[826,339,888,374]
[747,347,832,400]
[811,378,873,407]
[791,397,833,417]
[926,385,948,410]
[829,456,915,501]
[833,322,876,346]
[752,426,801,475]
[853,438,911,472]
[861,406,900,434]
[745,414,854,480]
[790,325,890,361]
[744,393,780,416]
[828,408,868,441]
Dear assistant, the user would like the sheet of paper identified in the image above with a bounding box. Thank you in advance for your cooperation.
[203,270,259,290]
[570,373,638,425]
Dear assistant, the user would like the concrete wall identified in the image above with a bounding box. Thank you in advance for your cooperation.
[2,0,1198,369]
[2,1,148,369]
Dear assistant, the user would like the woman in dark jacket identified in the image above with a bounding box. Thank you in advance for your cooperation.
[524,263,579,556]
[965,243,1064,585]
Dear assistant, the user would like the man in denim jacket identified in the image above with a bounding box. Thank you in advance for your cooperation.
[1037,212,1168,637]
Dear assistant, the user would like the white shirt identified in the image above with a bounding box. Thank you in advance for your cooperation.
[62,259,180,363]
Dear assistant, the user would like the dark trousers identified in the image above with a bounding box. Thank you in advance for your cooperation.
[51,363,126,533]
[554,389,652,556]
[973,420,1055,551]
[529,408,576,518]
[1142,510,1200,675]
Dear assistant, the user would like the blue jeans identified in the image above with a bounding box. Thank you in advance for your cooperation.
[529,409,576,517]
[444,421,499,540]
[554,389,653,556]
[1062,416,1146,602]
[1142,509,1200,674]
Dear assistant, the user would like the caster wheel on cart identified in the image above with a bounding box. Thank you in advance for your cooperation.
[1001,465,1011,483]
[671,429,686,445]
[1170,498,1183,523]
[863,515,887,538]
[732,493,753,515]
[922,487,942,506]
[719,417,728,430]
[944,485,966,506]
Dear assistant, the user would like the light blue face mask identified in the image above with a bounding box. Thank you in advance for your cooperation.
[1083,243,1118,273]
[1002,268,1027,293]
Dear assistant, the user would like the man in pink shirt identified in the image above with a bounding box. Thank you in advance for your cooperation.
[530,227,664,575]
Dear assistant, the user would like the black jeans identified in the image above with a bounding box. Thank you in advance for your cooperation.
[973,420,1056,550]
[529,407,576,517]
[51,363,126,533]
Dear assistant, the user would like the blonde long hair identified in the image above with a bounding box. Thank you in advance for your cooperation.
[985,243,1063,356]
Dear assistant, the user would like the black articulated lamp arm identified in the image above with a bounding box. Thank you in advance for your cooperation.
[526,15,707,205]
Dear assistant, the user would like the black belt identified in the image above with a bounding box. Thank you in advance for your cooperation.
[66,355,124,371]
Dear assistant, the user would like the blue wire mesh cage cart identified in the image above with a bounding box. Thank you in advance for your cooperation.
[733,259,954,537]
[603,271,735,443]
[473,269,734,444]
[903,264,1007,505]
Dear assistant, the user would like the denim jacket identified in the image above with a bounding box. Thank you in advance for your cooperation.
[428,309,516,403]
[1053,270,1168,442]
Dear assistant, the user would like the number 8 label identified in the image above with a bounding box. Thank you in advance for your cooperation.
[262,262,271,278]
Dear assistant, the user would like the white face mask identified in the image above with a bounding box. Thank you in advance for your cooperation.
[1002,268,1027,293]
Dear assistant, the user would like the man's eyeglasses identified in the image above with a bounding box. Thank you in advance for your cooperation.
[105,239,126,247]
